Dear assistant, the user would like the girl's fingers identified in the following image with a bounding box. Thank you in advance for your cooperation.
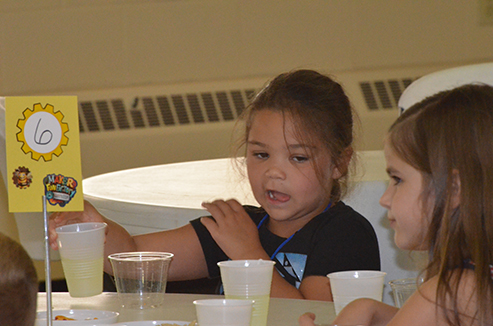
[48,232,58,250]
[201,203,223,223]
[202,199,241,217]
[202,199,232,212]
[298,312,316,326]
[202,200,231,222]
[48,201,105,250]
[224,199,244,212]
[48,211,83,249]
[199,215,218,232]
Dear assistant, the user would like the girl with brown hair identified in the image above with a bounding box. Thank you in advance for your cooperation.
[50,70,380,301]
[300,84,493,325]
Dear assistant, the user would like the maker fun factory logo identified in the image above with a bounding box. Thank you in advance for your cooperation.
[44,174,78,207]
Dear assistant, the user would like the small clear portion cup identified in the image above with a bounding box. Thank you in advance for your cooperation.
[389,278,417,307]
[56,222,107,297]
[327,270,386,315]
[108,251,174,309]
[193,299,254,326]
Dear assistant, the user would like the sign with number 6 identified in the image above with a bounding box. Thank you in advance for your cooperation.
[5,96,83,212]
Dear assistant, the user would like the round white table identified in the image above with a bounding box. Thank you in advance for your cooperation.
[37,292,335,325]
[83,157,257,234]
[82,151,387,235]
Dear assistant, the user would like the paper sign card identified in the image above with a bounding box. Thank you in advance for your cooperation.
[5,96,84,212]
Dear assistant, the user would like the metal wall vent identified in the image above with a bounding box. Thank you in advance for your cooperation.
[359,77,417,111]
[78,88,257,133]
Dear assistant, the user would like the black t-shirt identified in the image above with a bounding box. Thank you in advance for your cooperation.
[190,201,380,289]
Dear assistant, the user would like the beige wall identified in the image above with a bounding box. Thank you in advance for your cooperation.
[1,0,492,96]
[0,0,492,280]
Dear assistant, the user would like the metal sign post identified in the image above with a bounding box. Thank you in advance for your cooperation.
[43,195,53,326]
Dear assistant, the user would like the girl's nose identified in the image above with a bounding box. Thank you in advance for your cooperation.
[265,165,286,180]
[379,186,391,209]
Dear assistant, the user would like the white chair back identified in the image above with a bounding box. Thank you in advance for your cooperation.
[398,62,493,112]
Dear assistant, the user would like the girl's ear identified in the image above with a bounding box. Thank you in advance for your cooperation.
[332,147,353,179]
[451,169,461,209]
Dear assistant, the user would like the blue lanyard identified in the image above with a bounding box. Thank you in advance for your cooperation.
[257,203,331,260]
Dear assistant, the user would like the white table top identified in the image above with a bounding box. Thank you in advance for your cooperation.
[37,292,335,326]
[83,151,387,234]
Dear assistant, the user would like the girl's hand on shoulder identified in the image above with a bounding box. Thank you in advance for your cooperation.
[200,199,265,259]
[49,200,106,250]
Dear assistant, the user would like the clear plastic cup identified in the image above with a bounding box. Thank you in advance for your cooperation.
[194,299,254,326]
[56,222,107,297]
[389,278,417,307]
[108,252,174,309]
[218,259,275,326]
[327,270,386,315]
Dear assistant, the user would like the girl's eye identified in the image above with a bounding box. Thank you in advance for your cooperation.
[253,152,269,159]
[292,155,309,163]
[391,176,402,185]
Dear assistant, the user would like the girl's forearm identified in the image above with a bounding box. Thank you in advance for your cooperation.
[102,217,138,274]
[369,301,399,326]
[332,298,398,326]
[269,270,306,299]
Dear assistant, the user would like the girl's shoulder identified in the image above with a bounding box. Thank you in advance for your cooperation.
[321,201,359,218]
[390,271,478,326]
[418,270,476,300]
[243,205,266,224]
[319,201,376,231]
[463,259,493,279]
[300,201,379,242]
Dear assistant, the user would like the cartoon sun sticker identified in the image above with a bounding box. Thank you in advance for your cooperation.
[12,167,33,189]
[43,173,78,207]
[16,103,69,161]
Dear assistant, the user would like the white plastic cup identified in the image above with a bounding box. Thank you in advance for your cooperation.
[389,278,417,307]
[327,270,386,315]
[194,299,254,326]
[56,222,107,297]
[217,259,275,326]
[108,252,174,309]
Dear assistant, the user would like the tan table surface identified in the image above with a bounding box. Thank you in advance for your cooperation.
[37,292,335,326]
